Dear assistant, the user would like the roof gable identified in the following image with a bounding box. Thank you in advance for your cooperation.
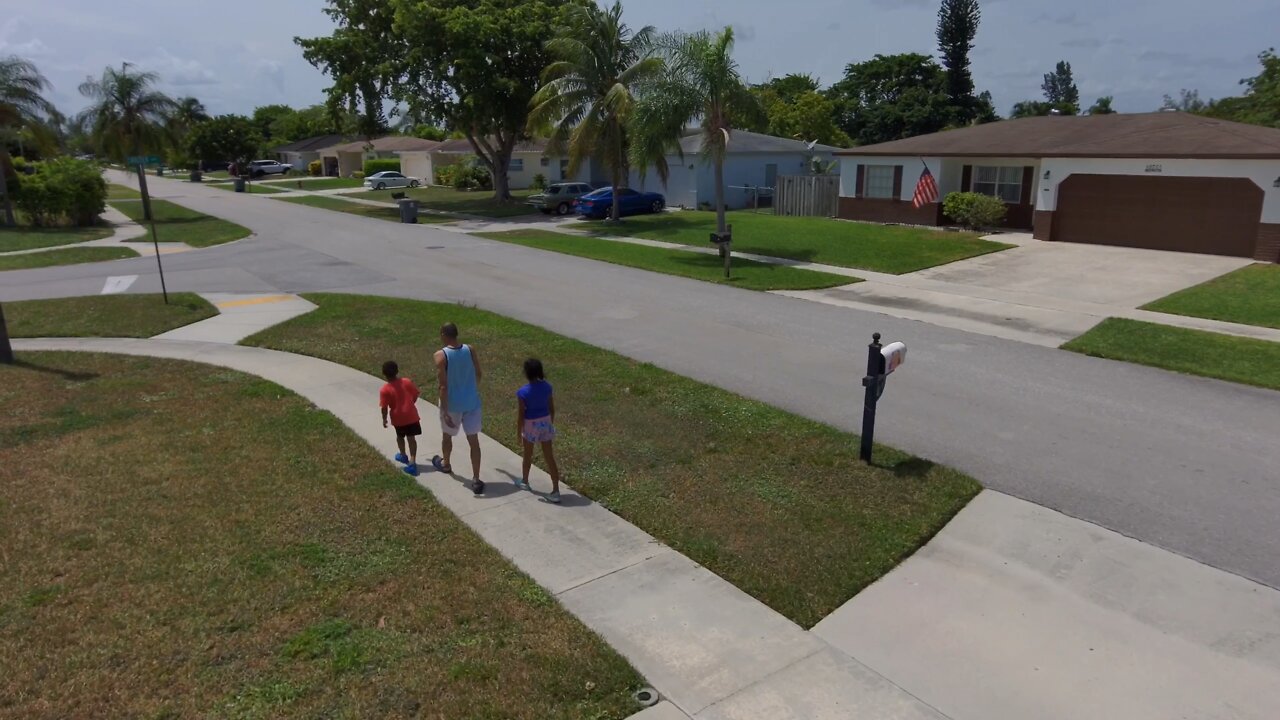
[677,129,840,155]
[836,112,1280,159]
[271,134,350,153]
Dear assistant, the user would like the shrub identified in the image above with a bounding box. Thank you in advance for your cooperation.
[449,158,492,191]
[531,173,547,191]
[363,158,401,175]
[434,162,459,187]
[352,171,365,180]
[307,160,322,177]
[14,157,106,227]
[942,192,1007,230]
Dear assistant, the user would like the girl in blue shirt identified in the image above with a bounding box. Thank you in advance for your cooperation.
[516,358,561,503]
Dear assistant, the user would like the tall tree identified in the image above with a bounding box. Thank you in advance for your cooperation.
[828,53,952,145]
[77,63,177,163]
[299,0,576,201]
[0,55,56,228]
[1041,60,1079,114]
[936,0,981,123]
[0,55,56,364]
[251,104,296,144]
[748,74,851,146]
[186,115,262,167]
[529,1,660,221]
[173,97,209,127]
[630,27,763,237]
[1087,96,1116,115]
[1009,100,1055,118]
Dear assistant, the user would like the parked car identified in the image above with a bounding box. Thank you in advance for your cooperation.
[363,171,421,190]
[573,187,665,219]
[526,182,594,215]
[247,159,292,177]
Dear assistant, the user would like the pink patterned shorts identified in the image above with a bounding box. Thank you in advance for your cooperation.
[522,416,556,443]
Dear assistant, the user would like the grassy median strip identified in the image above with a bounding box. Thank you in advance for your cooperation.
[0,246,137,271]
[582,210,1013,274]
[273,194,456,223]
[106,183,141,199]
[245,294,981,627]
[1063,318,1280,391]
[0,224,112,252]
[262,177,365,191]
[0,352,640,719]
[348,186,537,218]
[475,229,855,291]
[5,293,216,338]
[110,199,251,248]
[1142,264,1280,330]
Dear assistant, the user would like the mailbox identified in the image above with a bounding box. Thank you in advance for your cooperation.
[881,342,907,375]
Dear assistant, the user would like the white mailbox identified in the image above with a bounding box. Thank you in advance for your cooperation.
[881,342,907,375]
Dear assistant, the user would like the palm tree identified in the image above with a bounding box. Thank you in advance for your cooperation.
[0,55,56,228]
[78,63,177,164]
[629,27,762,237]
[529,1,660,222]
[171,96,208,129]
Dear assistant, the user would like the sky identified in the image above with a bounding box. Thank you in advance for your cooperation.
[2,0,1276,120]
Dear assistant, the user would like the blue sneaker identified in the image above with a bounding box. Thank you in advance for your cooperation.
[513,476,530,491]
[546,490,561,504]
[403,463,419,477]
[394,453,409,465]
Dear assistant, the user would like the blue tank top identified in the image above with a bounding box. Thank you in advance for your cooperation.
[443,344,481,413]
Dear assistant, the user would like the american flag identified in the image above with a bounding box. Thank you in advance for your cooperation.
[912,166,939,208]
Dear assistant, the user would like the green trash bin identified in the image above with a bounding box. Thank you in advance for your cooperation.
[234,177,246,193]
[398,199,419,224]
[189,170,202,183]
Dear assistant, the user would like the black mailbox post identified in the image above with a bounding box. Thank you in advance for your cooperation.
[708,223,733,278]
[859,332,907,463]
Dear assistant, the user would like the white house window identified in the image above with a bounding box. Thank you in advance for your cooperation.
[508,158,524,172]
[540,157,549,166]
[559,158,570,177]
[865,165,896,199]
[973,166,1022,203]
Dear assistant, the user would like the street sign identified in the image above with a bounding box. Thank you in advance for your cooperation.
[126,155,162,166]
[881,342,907,375]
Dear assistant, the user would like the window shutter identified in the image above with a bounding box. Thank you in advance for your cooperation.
[855,164,865,197]
[961,165,973,192]
[892,166,903,200]
[1020,166,1034,205]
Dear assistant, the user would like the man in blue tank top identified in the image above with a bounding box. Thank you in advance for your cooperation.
[433,322,485,494]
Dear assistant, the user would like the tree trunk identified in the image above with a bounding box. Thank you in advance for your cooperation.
[0,302,13,365]
[714,155,726,235]
[0,151,15,227]
[610,166,622,222]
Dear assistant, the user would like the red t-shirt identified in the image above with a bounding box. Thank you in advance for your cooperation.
[379,378,421,426]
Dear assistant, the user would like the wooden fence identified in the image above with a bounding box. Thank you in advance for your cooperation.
[774,174,840,217]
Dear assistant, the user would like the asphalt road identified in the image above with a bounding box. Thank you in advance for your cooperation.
[4,172,1278,590]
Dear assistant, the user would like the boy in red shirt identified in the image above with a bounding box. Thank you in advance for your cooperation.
[379,360,422,476]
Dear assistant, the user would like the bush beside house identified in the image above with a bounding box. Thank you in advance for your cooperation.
[14,157,107,227]
[363,158,401,175]
[943,192,1007,230]
[307,160,322,177]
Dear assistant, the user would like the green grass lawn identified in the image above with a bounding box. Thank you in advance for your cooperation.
[0,224,112,252]
[110,199,251,248]
[1063,318,1280,391]
[207,182,286,194]
[0,246,137,271]
[273,195,456,224]
[202,170,231,180]
[106,183,141,200]
[244,294,981,628]
[348,186,537,218]
[0,352,640,719]
[262,177,364,191]
[582,211,1013,274]
[5,293,216,338]
[1142,264,1280,330]
[476,229,855,291]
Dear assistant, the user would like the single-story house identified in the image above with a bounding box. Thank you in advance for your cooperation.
[631,130,840,210]
[422,138,576,189]
[270,134,349,173]
[319,136,443,178]
[835,112,1280,261]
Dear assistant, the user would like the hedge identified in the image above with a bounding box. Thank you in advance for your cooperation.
[363,158,401,175]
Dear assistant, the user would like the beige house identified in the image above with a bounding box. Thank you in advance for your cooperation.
[318,136,443,178]
[414,138,605,189]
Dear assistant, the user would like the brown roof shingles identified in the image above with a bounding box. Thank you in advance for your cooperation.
[835,112,1280,159]
[330,136,444,153]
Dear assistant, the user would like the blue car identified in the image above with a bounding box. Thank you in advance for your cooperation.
[573,186,665,219]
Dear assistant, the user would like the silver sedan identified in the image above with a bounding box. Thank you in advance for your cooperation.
[362,171,421,190]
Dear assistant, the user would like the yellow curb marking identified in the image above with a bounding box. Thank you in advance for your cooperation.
[216,294,296,309]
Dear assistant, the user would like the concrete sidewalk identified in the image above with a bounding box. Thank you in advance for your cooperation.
[0,205,193,258]
[12,333,942,720]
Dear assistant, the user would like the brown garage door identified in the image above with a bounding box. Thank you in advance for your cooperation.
[1053,174,1263,257]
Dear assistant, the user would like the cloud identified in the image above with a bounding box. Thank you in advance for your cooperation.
[1063,37,1103,49]
[1034,11,1089,28]
[1138,50,1251,71]
[0,17,52,57]
[143,47,218,86]
[254,60,285,95]
[869,0,931,8]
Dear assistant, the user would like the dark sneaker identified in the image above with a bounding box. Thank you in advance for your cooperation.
[473,479,485,496]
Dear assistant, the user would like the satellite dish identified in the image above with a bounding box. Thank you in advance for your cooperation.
[805,139,818,150]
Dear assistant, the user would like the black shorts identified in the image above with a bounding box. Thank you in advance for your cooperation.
[394,422,422,438]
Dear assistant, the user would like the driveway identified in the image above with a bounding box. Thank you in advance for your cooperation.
[781,234,1256,346]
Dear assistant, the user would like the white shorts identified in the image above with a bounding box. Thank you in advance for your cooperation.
[441,408,482,436]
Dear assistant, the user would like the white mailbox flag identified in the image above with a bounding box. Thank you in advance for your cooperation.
[881,342,907,375]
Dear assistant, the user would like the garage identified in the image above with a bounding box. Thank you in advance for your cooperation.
[1052,174,1264,258]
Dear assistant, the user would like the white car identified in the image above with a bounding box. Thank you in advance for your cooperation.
[247,159,292,177]
[363,171,421,190]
